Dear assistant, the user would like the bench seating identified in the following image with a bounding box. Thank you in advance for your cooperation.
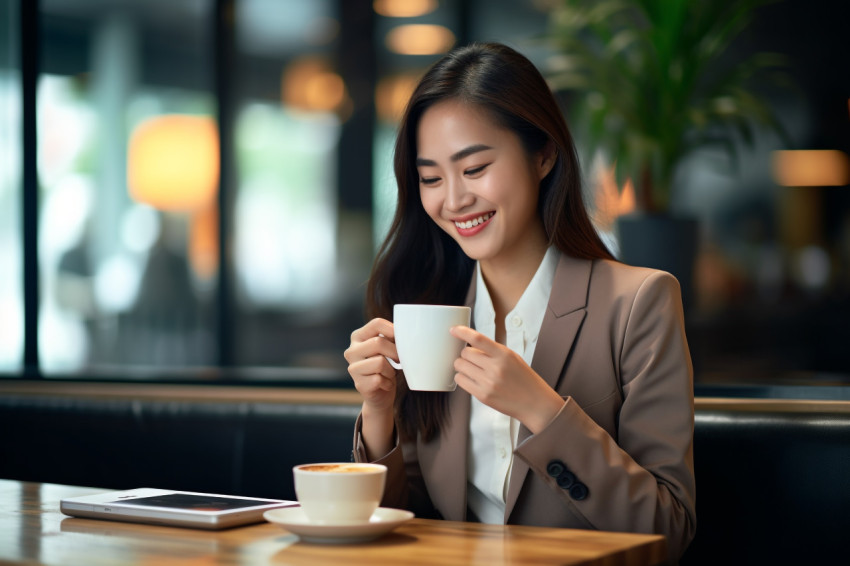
[683,398,850,565]
[1,382,848,565]
[0,383,361,501]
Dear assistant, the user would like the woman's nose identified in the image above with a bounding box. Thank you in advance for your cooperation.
[444,178,474,212]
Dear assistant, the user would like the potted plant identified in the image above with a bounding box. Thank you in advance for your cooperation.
[542,0,787,309]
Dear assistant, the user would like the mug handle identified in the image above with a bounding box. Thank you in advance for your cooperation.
[378,333,403,370]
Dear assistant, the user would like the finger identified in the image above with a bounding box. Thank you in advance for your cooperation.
[344,334,399,364]
[377,374,396,391]
[450,325,499,354]
[454,367,503,409]
[458,345,489,368]
[349,356,397,380]
[455,349,489,378]
[454,357,485,381]
[353,372,395,396]
[350,318,395,344]
[453,371,478,396]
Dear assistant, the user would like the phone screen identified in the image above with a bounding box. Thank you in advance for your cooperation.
[110,494,267,512]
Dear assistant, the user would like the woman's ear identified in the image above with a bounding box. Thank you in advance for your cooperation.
[536,141,557,180]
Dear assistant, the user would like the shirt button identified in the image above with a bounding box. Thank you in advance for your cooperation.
[500,448,507,458]
[510,316,522,327]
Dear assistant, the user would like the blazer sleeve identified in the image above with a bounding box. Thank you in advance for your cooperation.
[352,414,442,519]
[514,270,696,563]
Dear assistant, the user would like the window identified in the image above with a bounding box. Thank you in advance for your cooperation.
[231,0,348,366]
[0,0,22,371]
[39,1,217,371]
[5,0,850,396]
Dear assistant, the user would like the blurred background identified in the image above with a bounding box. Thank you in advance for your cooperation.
[1,0,848,390]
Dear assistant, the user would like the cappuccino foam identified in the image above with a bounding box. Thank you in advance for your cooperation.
[300,464,376,473]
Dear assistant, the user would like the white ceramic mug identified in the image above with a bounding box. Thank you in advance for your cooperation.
[293,462,387,524]
[392,304,471,391]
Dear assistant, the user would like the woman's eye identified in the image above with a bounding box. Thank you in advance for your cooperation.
[420,176,440,186]
[465,164,489,176]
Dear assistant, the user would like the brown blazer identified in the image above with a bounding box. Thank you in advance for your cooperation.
[353,254,697,563]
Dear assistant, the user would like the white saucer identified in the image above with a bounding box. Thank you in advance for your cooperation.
[263,507,414,544]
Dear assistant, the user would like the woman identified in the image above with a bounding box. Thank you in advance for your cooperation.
[344,42,696,563]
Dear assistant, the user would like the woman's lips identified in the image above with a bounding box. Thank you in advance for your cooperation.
[453,212,495,237]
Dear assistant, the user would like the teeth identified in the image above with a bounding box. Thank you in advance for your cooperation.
[455,212,493,230]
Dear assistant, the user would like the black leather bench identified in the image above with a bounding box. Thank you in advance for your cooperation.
[681,399,850,565]
[0,384,360,501]
[2,383,848,565]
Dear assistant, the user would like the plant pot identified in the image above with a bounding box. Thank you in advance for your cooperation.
[615,213,698,313]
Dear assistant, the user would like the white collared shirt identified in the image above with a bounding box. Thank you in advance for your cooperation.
[466,246,559,524]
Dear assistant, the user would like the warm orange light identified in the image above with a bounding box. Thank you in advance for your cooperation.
[595,165,636,230]
[772,150,850,187]
[282,57,348,113]
[375,73,420,123]
[373,0,437,18]
[385,24,455,55]
[189,203,218,280]
[127,115,219,212]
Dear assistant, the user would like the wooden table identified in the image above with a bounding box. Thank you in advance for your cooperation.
[0,480,666,565]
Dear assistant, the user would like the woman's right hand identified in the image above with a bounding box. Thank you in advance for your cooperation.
[344,318,399,460]
[343,318,399,415]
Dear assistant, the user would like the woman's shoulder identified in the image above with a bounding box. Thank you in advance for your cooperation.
[549,253,683,320]
[593,257,677,280]
[551,252,682,309]
[581,256,682,297]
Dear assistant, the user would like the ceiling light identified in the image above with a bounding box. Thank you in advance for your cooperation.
[385,24,455,55]
[772,150,850,187]
[373,0,438,18]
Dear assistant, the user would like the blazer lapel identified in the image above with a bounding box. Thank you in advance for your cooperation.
[504,253,591,519]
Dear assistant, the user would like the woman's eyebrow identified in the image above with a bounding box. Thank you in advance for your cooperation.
[416,144,494,167]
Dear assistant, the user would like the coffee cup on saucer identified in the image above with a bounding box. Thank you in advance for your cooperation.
[293,463,387,524]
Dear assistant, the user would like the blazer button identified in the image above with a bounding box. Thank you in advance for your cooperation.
[557,471,576,489]
[546,461,566,478]
[569,483,589,501]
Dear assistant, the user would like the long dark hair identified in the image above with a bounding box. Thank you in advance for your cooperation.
[367,42,613,442]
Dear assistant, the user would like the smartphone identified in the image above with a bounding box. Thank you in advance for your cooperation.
[60,488,297,530]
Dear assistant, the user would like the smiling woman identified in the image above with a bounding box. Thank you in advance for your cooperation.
[344,42,696,565]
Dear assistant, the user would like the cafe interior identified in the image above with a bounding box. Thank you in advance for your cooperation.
[1,0,849,564]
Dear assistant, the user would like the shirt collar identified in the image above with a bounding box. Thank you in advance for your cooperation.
[473,246,559,339]
[473,263,496,334]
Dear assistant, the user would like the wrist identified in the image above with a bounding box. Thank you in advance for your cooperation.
[361,403,395,460]
[525,391,565,435]
[361,402,394,423]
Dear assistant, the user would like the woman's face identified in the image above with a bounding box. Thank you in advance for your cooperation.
[416,99,553,267]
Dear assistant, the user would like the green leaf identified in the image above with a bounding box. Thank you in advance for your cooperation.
[540,0,791,211]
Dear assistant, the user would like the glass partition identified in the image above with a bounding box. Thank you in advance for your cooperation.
[230,0,354,368]
[2,0,849,395]
[0,0,22,371]
[38,0,217,371]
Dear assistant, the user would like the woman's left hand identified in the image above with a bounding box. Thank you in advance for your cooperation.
[450,325,565,434]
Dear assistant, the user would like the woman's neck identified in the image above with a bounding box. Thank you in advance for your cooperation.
[479,238,548,343]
